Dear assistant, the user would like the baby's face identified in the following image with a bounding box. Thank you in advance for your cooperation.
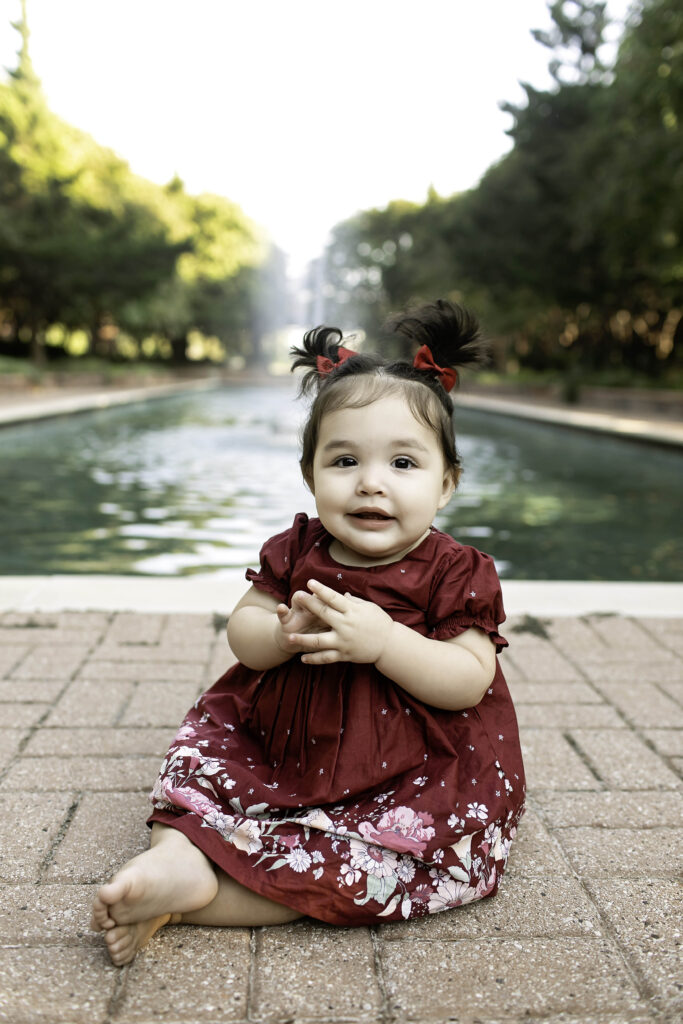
[310,396,454,567]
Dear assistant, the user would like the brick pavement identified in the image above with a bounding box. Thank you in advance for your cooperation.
[0,609,681,1023]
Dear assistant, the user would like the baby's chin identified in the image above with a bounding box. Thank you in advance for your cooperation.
[330,531,431,568]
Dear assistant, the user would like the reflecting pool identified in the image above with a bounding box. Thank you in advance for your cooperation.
[1,383,681,580]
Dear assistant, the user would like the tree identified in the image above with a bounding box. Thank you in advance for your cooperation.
[0,13,187,363]
[116,187,272,365]
[318,1,681,378]
[531,0,611,84]
[0,6,280,367]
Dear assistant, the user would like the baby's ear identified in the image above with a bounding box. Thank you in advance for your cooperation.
[439,470,458,507]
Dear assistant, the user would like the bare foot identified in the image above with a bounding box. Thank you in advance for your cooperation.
[91,828,218,952]
[102,912,182,966]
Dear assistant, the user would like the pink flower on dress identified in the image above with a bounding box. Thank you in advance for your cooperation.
[358,806,436,854]
[165,784,219,817]
[216,815,263,855]
[349,838,399,879]
[174,723,197,742]
[476,864,497,899]
[279,834,302,850]
[410,884,432,905]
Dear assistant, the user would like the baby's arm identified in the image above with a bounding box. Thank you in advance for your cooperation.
[376,622,496,710]
[227,586,328,671]
[288,580,496,711]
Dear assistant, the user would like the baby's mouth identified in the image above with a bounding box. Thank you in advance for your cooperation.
[349,511,393,521]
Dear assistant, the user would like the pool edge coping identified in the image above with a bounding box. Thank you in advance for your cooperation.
[1,378,681,447]
[1,575,681,617]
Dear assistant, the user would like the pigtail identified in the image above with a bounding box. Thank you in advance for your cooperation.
[290,326,362,395]
[383,299,488,391]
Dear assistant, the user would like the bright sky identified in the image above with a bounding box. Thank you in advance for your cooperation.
[2,0,633,274]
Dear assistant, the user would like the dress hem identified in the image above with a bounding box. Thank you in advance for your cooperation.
[146,808,348,926]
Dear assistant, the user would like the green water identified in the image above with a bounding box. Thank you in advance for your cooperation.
[1,385,681,580]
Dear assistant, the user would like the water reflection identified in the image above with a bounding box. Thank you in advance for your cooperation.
[1,384,681,580]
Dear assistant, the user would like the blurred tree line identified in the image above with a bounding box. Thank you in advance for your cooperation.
[317,0,682,382]
[0,7,288,367]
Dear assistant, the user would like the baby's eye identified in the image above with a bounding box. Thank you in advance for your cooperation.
[392,456,417,470]
[333,456,357,468]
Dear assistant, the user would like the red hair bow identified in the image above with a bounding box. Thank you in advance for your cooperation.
[316,346,356,377]
[413,344,457,392]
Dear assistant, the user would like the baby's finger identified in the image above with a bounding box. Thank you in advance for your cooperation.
[279,632,300,649]
[307,579,348,611]
[289,629,334,651]
[301,648,342,665]
[293,590,339,624]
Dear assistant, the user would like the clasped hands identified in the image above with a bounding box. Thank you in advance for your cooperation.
[274,579,393,666]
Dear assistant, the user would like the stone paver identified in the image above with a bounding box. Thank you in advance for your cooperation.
[555,826,683,878]
[45,678,135,726]
[533,790,683,828]
[4,755,161,792]
[380,937,645,1019]
[0,883,98,945]
[251,923,382,1021]
[0,728,28,771]
[23,726,173,757]
[119,681,204,726]
[10,645,93,680]
[0,679,64,702]
[585,878,683,1010]
[0,609,680,1024]
[569,729,682,790]
[45,791,151,883]
[521,729,602,791]
[0,792,74,883]
[114,928,252,1023]
[0,947,117,1023]
[0,703,51,727]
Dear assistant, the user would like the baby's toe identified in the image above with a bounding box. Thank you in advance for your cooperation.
[91,895,116,931]
[105,926,136,966]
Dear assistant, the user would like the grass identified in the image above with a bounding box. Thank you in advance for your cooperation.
[474,367,683,391]
[0,355,200,383]
[1,355,681,391]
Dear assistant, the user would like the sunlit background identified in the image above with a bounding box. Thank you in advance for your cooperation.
[1,1,681,580]
[1,0,648,364]
[1,0,631,274]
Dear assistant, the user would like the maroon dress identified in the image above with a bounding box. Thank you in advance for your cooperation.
[148,514,525,925]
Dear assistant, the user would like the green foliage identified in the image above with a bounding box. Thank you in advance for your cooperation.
[0,11,273,365]
[320,0,682,382]
[531,0,610,83]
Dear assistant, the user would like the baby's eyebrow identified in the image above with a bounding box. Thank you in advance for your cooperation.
[390,439,430,452]
[321,438,430,452]
[321,439,356,452]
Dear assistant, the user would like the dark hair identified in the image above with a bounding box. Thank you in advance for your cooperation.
[290,299,487,489]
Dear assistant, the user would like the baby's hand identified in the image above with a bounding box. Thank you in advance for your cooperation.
[273,592,329,655]
[286,579,394,666]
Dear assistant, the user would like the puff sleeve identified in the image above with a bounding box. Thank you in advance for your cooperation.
[244,512,311,603]
[426,545,508,651]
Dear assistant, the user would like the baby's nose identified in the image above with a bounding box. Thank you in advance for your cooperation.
[356,466,386,494]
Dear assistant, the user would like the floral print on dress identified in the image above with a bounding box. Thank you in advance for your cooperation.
[151,744,521,924]
[148,515,526,926]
